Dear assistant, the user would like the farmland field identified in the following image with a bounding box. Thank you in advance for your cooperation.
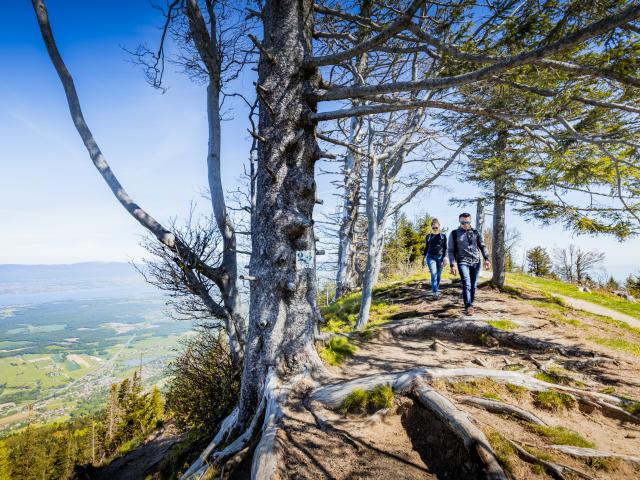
[0,262,197,432]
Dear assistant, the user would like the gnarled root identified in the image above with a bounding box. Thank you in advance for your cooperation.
[458,395,547,426]
[547,445,640,464]
[312,366,640,424]
[181,407,239,479]
[412,378,508,480]
[389,317,595,357]
[508,440,594,480]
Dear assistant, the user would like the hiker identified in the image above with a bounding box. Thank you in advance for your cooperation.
[421,218,447,299]
[448,212,490,315]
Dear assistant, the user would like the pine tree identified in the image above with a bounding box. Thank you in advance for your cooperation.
[526,247,552,277]
[627,274,640,297]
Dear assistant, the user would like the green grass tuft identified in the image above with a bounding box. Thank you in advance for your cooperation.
[449,379,502,400]
[505,383,527,398]
[340,384,395,415]
[341,388,369,414]
[624,401,640,415]
[589,337,640,356]
[528,425,594,447]
[487,319,518,331]
[319,336,357,365]
[369,384,394,410]
[533,391,576,411]
[487,432,515,475]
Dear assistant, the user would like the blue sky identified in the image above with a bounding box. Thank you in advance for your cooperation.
[1,1,639,281]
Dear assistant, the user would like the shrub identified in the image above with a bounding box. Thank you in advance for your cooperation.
[165,327,241,436]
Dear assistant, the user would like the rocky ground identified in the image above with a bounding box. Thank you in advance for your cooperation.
[280,278,640,479]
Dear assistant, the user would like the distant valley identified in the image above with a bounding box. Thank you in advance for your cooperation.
[0,262,193,432]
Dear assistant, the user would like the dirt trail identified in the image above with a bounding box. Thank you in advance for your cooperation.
[282,278,640,479]
[555,294,640,329]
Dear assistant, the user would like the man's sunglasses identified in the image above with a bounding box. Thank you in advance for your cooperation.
[431,226,439,229]
[460,221,472,225]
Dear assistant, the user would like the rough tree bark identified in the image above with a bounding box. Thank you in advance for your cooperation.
[236,0,325,430]
[491,174,507,288]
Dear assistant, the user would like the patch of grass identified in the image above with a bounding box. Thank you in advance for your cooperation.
[599,386,616,395]
[487,432,515,475]
[369,384,394,410]
[505,383,527,398]
[487,319,518,331]
[528,425,594,448]
[523,445,554,462]
[507,272,640,321]
[589,337,640,356]
[533,391,576,411]
[499,284,523,297]
[587,457,619,471]
[624,401,640,415]
[503,364,524,371]
[341,388,369,414]
[585,312,640,337]
[534,371,561,384]
[320,290,399,333]
[340,384,395,415]
[318,336,357,366]
[449,378,502,400]
[548,312,583,327]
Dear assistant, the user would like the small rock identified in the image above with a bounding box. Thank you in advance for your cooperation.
[430,340,444,352]
[481,334,499,348]
[472,357,488,367]
[625,294,636,302]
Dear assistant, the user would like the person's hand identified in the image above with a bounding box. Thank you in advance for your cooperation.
[484,259,491,270]
[450,265,457,276]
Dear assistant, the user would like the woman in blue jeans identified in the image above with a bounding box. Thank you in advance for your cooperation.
[421,218,448,299]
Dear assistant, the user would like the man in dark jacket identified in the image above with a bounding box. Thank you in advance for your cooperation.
[448,212,490,315]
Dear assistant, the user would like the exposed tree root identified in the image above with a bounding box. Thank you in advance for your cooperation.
[508,440,595,480]
[457,395,548,426]
[388,317,596,357]
[181,407,239,479]
[547,445,640,464]
[411,379,508,480]
[251,372,288,479]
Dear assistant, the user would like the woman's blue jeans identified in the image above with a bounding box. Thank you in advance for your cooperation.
[426,254,444,293]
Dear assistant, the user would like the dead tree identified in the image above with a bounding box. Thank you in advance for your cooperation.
[31,0,247,364]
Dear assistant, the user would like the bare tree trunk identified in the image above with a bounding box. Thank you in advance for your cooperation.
[492,175,507,287]
[237,0,324,428]
[206,80,245,360]
[476,197,486,238]
[334,117,363,300]
[356,149,378,330]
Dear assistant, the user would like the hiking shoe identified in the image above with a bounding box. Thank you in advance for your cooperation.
[467,306,476,315]
[432,292,440,300]
[464,307,470,315]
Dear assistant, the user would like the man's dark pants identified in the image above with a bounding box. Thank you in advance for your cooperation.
[458,262,480,308]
